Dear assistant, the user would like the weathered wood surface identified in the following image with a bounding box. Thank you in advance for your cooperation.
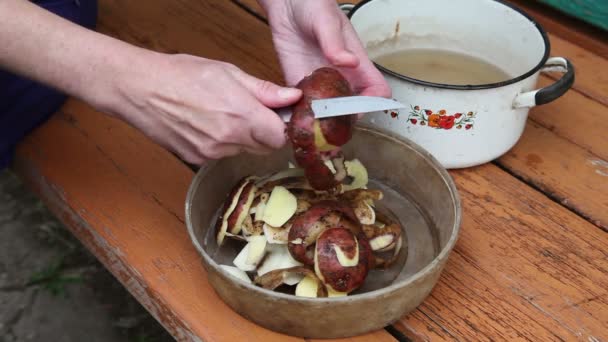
[12,0,608,341]
[396,164,608,341]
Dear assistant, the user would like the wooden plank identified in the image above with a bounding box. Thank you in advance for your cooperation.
[499,121,608,230]
[528,77,608,162]
[234,0,608,106]
[97,0,284,84]
[504,76,608,231]
[391,164,608,341]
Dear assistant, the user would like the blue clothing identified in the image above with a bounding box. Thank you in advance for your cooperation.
[0,0,98,168]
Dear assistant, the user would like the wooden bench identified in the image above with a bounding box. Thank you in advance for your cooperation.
[12,0,608,340]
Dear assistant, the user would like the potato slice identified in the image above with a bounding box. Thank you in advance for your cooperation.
[339,189,383,202]
[374,236,403,269]
[294,275,329,298]
[263,223,290,244]
[257,244,303,277]
[353,200,375,225]
[343,159,368,191]
[295,276,318,297]
[295,198,311,214]
[369,234,395,251]
[327,288,348,297]
[283,272,305,286]
[224,232,247,242]
[246,236,267,265]
[233,238,266,271]
[331,155,347,183]
[241,214,263,237]
[262,186,297,227]
[255,266,324,295]
[253,193,269,222]
[219,265,252,284]
[323,159,337,174]
[362,219,402,252]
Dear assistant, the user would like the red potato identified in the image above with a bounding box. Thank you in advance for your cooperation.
[314,228,373,293]
[288,200,360,265]
[287,68,356,190]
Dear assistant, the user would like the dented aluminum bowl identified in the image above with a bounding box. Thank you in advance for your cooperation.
[185,124,461,338]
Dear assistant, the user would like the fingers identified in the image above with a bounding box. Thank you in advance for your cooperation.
[225,67,292,149]
[231,68,302,108]
[313,7,359,68]
[248,106,288,150]
[339,18,392,98]
[359,83,392,98]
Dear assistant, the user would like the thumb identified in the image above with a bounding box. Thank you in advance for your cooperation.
[231,69,302,108]
[313,11,359,67]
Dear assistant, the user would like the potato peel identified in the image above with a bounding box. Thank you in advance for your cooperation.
[255,266,327,297]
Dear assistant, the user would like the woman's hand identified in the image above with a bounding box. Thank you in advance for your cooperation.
[0,0,302,166]
[111,53,302,165]
[259,0,390,97]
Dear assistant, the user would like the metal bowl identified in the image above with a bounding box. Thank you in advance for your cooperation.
[185,124,461,338]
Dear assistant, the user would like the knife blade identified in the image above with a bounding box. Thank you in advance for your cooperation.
[276,96,406,122]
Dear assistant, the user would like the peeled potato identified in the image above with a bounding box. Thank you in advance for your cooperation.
[220,265,252,284]
[294,274,328,298]
[343,159,368,191]
[262,186,297,227]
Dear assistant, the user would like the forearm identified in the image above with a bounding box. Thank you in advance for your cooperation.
[0,0,152,113]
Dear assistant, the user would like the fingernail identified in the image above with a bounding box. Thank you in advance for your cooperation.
[278,88,301,99]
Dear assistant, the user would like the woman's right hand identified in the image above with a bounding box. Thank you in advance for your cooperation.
[107,53,302,165]
[0,0,300,165]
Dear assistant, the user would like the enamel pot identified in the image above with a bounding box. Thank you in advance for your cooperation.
[342,0,575,168]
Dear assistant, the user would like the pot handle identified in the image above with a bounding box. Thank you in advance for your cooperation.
[513,57,575,108]
[339,2,355,15]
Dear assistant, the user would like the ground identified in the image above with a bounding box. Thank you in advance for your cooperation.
[0,169,173,342]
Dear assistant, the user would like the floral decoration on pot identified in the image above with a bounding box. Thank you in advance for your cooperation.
[405,106,476,130]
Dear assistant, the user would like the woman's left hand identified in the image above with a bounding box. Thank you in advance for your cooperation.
[259,0,391,97]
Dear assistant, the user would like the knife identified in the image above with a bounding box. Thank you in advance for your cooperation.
[276,96,406,122]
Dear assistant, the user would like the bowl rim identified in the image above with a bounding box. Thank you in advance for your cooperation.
[185,123,462,303]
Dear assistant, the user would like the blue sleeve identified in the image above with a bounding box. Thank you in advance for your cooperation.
[0,0,98,169]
